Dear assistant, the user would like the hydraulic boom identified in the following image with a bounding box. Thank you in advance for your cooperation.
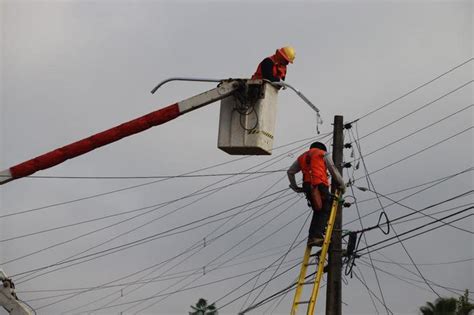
[0,79,243,186]
[0,270,32,315]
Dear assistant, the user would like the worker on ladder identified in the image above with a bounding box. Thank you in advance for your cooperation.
[252,46,296,82]
[287,142,346,246]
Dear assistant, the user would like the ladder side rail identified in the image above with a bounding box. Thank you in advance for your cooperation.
[307,192,340,315]
[290,246,312,315]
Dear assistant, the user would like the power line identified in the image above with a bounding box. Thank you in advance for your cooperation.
[358,80,472,141]
[344,167,473,227]
[0,170,272,220]
[352,266,381,314]
[237,267,325,314]
[0,134,325,220]
[356,188,473,234]
[370,257,474,267]
[4,174,287,268]
[71,209,307,314]
[73,261,302,313]
[67,178,301,314]
[345,167,390,314]
[221,214,309,312]
[351,126,442,298]
[128,199,307,314]
[24,257,304,304]
[35,198,301,311]
[352,268,394,315]
[13,191,296,281]
[17,248,300,295]
[354,168,473,205]
[108,176,296,314]
[9,170,285,180]
[343,196,472,281]
[9,141,318,291]
[342,139,472,302]
[34,185,302,311]
[357,257,470,297]
[218,263,303,313]
[11,139,314,282]
[349,196,473,299]
[370,251,474,297]
[389,203,473,227]
[356,206,473,255]
[354,126,473,182]
[352,104,473,161]
[0,188,291,243]
[355,58,473,121]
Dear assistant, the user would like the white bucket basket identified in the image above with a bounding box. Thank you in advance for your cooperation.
[218,80,279,155]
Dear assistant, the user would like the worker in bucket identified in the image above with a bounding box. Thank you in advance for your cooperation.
[287,141,346,247]
[252,46,296,82]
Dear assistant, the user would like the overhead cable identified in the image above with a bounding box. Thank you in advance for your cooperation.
[355,58,473,122]
[0,134,327,220]
[356,206,473,255]
[353,104,473,161]
[354,126,473,182]
[358,81,472,141]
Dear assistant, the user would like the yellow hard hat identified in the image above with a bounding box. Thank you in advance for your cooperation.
[278,46,296,63]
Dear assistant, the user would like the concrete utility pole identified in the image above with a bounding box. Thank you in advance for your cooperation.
[326,115,344,315]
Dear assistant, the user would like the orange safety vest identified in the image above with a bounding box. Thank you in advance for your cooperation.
[251,55,287,81]
[297,148,329,187]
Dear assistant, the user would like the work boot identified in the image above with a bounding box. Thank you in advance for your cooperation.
[307,236,324,247]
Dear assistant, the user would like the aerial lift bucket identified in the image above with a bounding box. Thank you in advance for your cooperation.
[217,79,279,155]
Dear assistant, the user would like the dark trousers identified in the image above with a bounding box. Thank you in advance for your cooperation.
[303,183,331,238]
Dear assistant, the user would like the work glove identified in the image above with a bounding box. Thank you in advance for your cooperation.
[289,184,304,193]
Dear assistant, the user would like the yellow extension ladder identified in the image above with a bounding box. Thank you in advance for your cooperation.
[290,192,341,315]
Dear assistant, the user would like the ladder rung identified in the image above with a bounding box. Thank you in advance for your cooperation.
[310,251,321,257]
[302,281,315,285]
[305,262,318,266]
[296,301,311,304]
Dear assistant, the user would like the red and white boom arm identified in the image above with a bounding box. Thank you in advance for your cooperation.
[0,270,32,315]
[0,80,242,186]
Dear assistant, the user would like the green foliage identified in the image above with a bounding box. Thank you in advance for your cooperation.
[456,290,474,315]
[420,298,457,315]
[189,298,218,315]
[419,290,473,315]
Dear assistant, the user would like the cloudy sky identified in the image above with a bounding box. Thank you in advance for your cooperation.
[0,0,472,314]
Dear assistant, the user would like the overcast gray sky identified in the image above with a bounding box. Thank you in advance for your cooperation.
[1,0,473,314]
